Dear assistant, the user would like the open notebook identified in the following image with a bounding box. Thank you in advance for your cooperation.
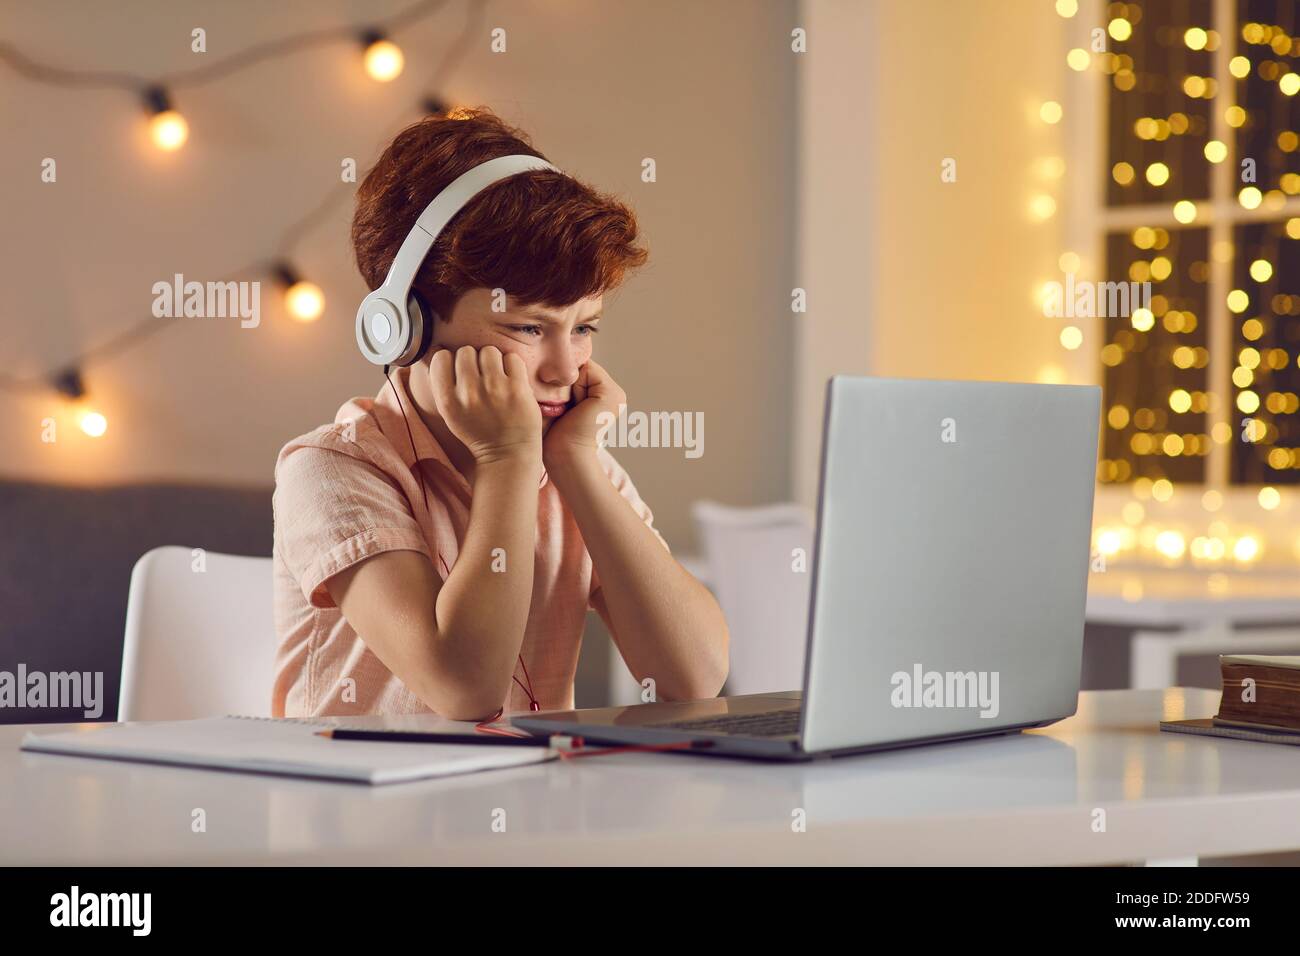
[20,714,558,785]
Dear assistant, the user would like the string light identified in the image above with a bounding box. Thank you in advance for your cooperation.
[1249,259,1273,282]
[1086,3,1300,567]
[1029,194,1057,220]
[361,30,405,82]
[0,0,486,406]
[144,86,187,151]
[1155,530,1186,559]
[275,264,326,322]
[79,411,108,438]
[52,369,108,439]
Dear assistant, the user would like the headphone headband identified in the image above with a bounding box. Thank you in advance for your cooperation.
[356,154,560,366]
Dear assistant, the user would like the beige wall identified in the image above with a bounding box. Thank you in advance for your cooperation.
[794,0,1297,564]
[0,0,797,549]
[795,0,1067,505]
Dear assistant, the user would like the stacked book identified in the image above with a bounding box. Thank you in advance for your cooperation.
[1161,655,1300,745]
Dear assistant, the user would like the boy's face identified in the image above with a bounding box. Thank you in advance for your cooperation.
[426,287,603,431]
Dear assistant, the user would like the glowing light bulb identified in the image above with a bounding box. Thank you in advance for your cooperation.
[1155,531,1186,559]
[1060,326,1083,350]
[142,86,187,152]
[1282,73,1300,96]
[363,39,404,82]
[1109,19,1133,42]
[285,281,325,322]
[1233,535,1259,562]
[1055,0,1078,16]
[1145,162,1170,186]
[149,110,188,151]
[1250,259,1273,282]
[1203,140,1227,163]
[1039,101,1063,124]
[1067,48,1091,71]
[1029,194,1057,221]
[78,410,107,438]
[1185,27,1208,50]
[1259,486,1281,510]
[1097,529,1123,555]
[1173,200,1197,223]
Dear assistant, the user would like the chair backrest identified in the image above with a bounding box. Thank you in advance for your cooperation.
[119,546,274,721]
[692,501,815,696]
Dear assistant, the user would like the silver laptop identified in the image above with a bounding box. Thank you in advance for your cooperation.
[513,376,1102,760]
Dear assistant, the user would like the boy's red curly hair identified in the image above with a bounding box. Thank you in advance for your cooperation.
[351,106,648,331]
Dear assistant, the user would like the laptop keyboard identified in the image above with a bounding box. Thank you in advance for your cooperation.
[648,708,802,738]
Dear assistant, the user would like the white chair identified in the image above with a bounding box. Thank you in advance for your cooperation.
[119,546,275,721]
[692,501,815,696]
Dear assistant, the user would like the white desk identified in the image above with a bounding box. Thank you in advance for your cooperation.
[5,688,1300,866]
[1086,570,1300,688]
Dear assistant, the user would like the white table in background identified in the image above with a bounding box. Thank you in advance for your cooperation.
[1086,569,1300,688]
[5,688,1300,865]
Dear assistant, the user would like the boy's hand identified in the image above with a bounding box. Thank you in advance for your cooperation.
[429,346,542,465]
[543,359,625,470]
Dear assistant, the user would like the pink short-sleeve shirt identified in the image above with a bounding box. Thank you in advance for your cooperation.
[270,363,668,718]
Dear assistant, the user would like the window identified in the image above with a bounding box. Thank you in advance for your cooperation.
[1089,0,1300,499]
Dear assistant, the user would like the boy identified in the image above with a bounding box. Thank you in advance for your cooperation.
[272,108,727,719]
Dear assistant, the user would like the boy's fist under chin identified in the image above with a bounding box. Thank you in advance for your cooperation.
[543,359,625,468]
[428,346,542,464]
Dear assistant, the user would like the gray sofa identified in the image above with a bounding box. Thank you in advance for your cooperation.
[0,479,272,723]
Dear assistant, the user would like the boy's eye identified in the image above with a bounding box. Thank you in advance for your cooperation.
[508,324,600,337]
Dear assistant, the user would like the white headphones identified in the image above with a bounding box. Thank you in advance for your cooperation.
[355,153,561,366]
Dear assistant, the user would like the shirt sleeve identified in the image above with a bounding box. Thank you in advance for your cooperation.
[588,448,671,609]
[273,436,432,609]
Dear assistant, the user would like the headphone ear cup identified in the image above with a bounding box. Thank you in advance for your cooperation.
[405,290,436,366]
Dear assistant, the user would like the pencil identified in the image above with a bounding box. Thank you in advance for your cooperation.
[315,728,556,747]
